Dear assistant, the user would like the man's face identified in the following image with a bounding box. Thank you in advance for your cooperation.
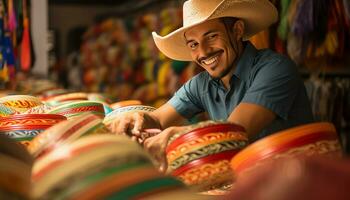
[184,18,238,79]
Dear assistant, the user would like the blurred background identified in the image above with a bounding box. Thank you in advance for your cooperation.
[0,0,349,150]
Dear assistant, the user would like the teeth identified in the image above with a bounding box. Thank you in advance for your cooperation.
[202,56,218,65]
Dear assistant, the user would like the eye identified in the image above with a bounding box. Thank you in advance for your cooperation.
[188,42,198,50]
[208,34,218,40]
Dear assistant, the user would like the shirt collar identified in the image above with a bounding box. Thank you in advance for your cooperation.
[208,41,258,86]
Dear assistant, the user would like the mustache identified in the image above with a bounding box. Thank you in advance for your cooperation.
[197,50,223,63]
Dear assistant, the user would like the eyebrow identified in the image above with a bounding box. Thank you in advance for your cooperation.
[185,29,218,45]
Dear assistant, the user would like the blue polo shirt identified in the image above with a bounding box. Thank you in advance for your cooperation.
[168,42,314,141]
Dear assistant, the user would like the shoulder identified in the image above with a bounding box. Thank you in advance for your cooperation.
[252,49,299,78]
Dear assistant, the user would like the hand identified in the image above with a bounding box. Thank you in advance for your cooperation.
[143,126,188,173]
[137,128,162,144]
[109,111,160,141]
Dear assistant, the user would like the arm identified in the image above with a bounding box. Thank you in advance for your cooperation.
[149,103,187,129]
[228,102,276,139]
[228,54,301,139]
[130,73,205,133]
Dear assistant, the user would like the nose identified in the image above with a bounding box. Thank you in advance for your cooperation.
[197,41,212,58]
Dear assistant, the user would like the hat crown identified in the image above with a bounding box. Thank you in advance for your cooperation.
[183,0,223,26]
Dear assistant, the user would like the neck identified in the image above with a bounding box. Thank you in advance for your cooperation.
[220,41,245,90]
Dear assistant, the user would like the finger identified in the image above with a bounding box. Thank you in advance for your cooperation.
[109,119,120,134]
[137,137,144,144]
[159,144,168,173]
[144,128,162,137]
[132,113,144,136]
[159,163,167,173]
[131,136,138,142]
[116,118,131,136]
[140,131,150,141]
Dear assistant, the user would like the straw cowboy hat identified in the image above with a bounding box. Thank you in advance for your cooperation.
[152,0,278,61]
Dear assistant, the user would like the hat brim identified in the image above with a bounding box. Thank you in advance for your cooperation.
[153,0,278,61]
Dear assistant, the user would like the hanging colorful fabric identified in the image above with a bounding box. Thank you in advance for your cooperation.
[20,0,31,71]
[0,12,3,40]
[0,0,4,70]
[3,32,16,79]
[7,0,17,32]
[0,64,9,82]
[277,0,291,40]
[0,18,4,70]
[3,33,15,65]
[16,0,23,44]
[7,0,17,46]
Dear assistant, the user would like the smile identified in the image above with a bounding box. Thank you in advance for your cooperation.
[201,55,219,66]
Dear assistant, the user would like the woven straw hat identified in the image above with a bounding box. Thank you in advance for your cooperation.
[152,0,278,61]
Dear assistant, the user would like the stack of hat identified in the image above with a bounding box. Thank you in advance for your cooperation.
[0,135,33,199]
[103,104,156,127]
[32,134,203,199]
[0,95,43,113]
[0,103,18,117]
[109,100,142,110]
[47,101,105,120]
[42,92,88,107]
[166,120,249,191]
[87,93,113,114]
[231,122,343,176]
[29,113,110,159]
[0,114,66,147]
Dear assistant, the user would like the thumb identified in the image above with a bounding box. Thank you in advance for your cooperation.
[158,152,168,173]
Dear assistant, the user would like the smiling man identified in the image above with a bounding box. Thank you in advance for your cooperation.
[111,0,314,171]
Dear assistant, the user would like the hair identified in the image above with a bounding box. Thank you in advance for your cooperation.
[220,17,241,51]
[220,17,239,30]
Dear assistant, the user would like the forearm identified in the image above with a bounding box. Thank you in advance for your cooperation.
[228,102,276,140]
[147,112,162,130]
[150,103,187,130]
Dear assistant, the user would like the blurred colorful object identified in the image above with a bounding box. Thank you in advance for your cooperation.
[231,122,342,176]
[0,113,66,147]
[0,102,17,116]
[110,99,142,110]
[43,92,88,106]
[29,113,109,159]
[0,134,33,199]
[47,101,105,119]
[224,156,350,200]
[0,0,33,84]
[32,134,193,199]
[0,95,43,113]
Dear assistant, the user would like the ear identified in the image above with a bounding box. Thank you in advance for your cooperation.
[233,20,245,40]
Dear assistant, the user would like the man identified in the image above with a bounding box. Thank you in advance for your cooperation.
[111,0,314,171]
